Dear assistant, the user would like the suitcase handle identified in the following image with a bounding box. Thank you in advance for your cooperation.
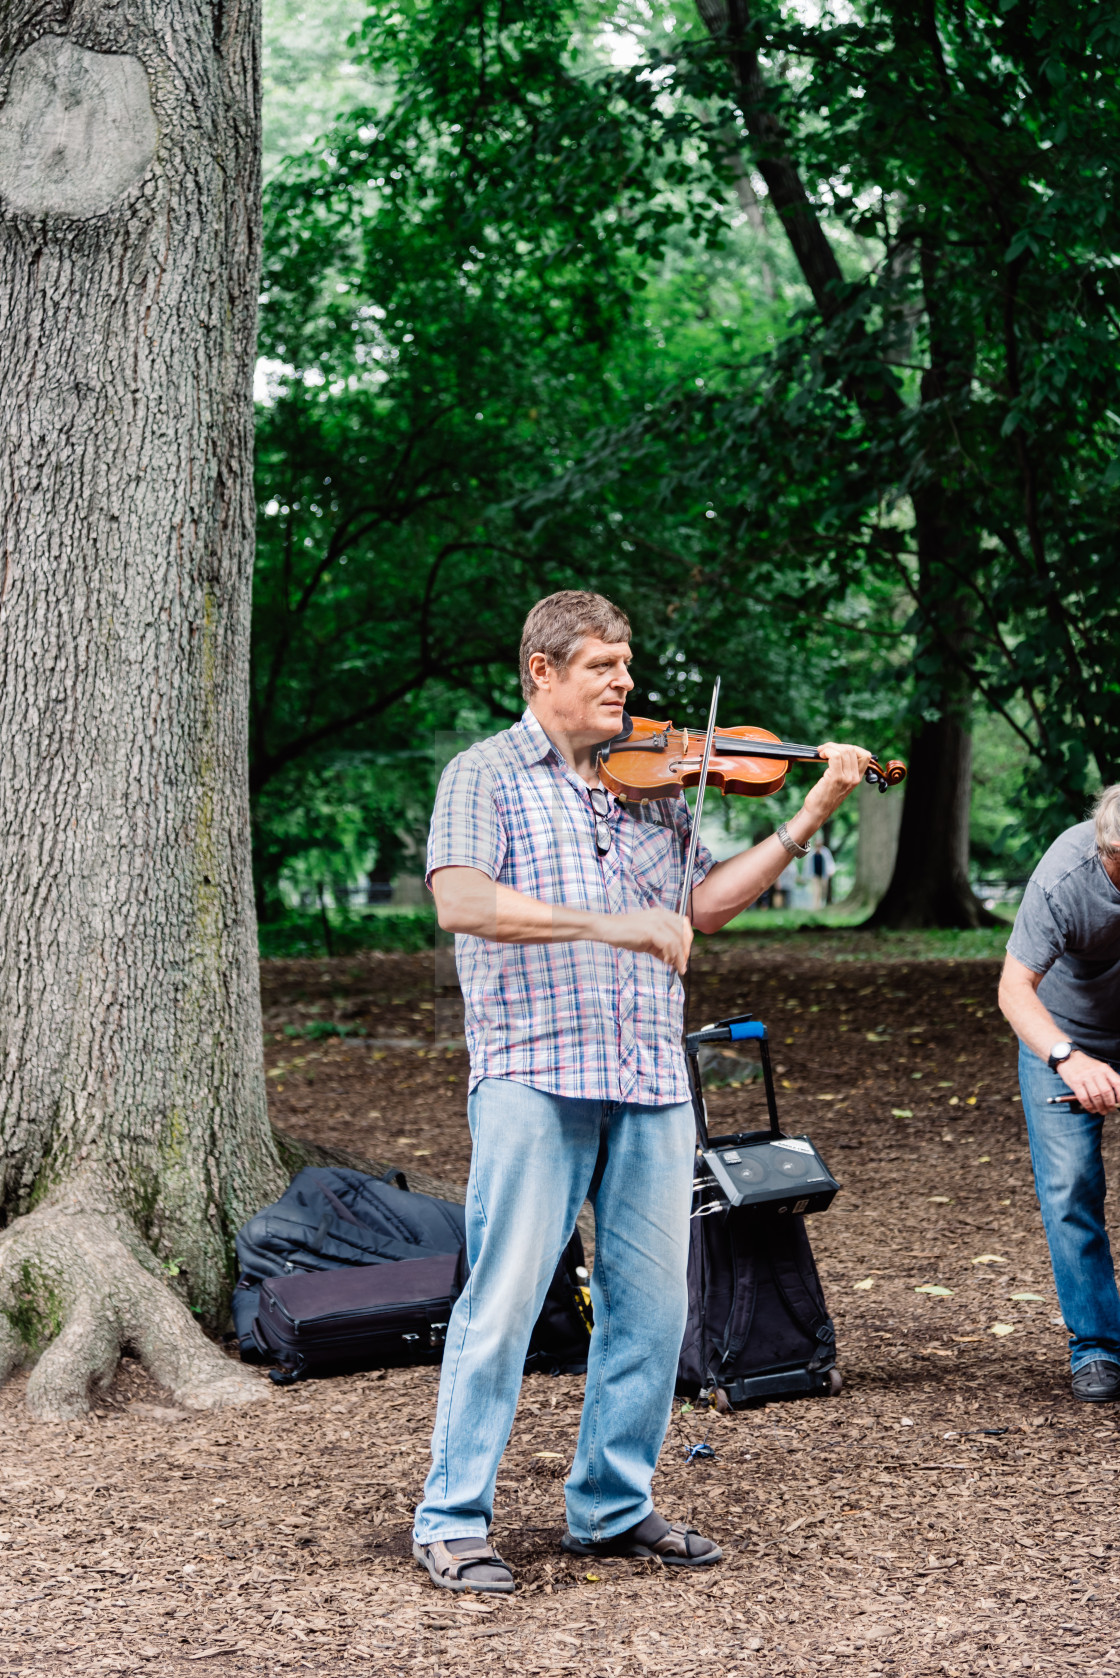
[685,1015,782,1152]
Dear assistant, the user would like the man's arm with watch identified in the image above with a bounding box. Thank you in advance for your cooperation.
[998,954,1120,1115]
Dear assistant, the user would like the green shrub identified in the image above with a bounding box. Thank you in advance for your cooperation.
[258,908,436,958]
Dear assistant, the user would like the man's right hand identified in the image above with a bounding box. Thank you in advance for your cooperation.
[602,908,693,975]
[1060,1051,1120,1115]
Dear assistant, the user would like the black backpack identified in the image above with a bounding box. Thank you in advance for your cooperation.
[232,1166,590,1380]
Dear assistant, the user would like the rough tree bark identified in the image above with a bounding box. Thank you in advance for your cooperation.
[695,0,992,927]
[0,4,286,1417]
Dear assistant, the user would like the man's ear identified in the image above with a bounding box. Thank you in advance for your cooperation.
[527,651,553,691]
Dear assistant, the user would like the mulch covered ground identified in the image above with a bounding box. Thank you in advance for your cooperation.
[3,931,1120,1677]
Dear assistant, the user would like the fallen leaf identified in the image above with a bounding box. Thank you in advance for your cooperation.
[971,1254,1007,1265]
[977,1154,991,1163]
[1010,1292,1045,1302]
[891,1108,913,1118]
[853,1278,875,1291]
[990,1322,1015,1336]
[585,1573,600,1583]
[915,1284,954,1297]
[532,1452,564,1459]
[928,1195,952,1204]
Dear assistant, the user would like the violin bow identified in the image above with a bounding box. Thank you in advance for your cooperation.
[677,675,720,919]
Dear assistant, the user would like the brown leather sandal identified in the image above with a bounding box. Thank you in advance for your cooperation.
[413,1537,516,1594]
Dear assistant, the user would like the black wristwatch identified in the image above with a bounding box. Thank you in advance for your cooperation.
[1047,1039,1074,1072]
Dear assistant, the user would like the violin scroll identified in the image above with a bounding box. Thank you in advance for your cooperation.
[864,759,907,794]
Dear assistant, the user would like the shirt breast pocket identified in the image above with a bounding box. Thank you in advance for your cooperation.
[628,819,681,909]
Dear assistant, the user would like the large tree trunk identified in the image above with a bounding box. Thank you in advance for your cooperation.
[867,557,994,929]
[868,249,995,929]
[866,714,980,928]
[0,5,285,1418]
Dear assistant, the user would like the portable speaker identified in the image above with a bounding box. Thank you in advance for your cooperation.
[687,1016,840,1216]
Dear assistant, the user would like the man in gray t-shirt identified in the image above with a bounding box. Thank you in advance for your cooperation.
[999,789,1120,1403]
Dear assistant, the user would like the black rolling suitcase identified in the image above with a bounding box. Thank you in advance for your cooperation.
[676,1015,841,1407]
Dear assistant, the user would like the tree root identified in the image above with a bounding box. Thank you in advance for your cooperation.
[0,1201,266,1420]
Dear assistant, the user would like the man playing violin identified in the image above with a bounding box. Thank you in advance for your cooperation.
[412,590,871,1594]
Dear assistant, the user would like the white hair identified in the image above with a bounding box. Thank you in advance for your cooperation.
[1093,784,1120,860]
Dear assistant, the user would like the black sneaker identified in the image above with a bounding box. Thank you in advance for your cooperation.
[1072,1360,1120,1402]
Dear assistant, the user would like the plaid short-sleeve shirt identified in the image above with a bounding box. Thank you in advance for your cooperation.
[426,710,713,1104]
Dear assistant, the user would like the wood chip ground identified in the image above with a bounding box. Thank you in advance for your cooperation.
[3,932,1118,1676]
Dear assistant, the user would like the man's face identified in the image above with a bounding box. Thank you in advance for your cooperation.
[529,636,634,742]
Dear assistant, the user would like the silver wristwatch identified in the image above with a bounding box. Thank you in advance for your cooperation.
[1047,1039,1074,1072]
[776,823,810,858]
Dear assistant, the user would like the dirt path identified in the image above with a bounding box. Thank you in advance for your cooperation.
[3,935,1119,1676]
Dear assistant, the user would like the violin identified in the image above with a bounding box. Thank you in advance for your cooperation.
[595,712,907,803]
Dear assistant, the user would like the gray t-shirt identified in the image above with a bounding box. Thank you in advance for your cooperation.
[1007,820,1120,1058]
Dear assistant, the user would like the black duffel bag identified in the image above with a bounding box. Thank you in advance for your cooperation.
[233,1165,591,1382]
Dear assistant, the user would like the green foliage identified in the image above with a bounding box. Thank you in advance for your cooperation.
[261,0,371,179]
[588,0,1120,831]
[257,908,436,958]
[283,1019,367,1039]
[706,924,1014,962]
[252,750,432,919]
[253,0,1120,913]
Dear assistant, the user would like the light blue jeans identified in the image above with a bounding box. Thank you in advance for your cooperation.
[413,1078,695,1544]
[1020,1045,1120,1372]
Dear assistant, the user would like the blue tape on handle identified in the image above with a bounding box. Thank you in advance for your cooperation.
[728,1021,766,1040]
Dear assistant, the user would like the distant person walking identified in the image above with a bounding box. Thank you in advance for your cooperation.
[774,857,799,910]
[809,837,835,909]
[998,787,1120,1403]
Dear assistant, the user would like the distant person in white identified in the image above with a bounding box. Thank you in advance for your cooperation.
[809,837,835,909]
[998,786,1120,1404]
[774,857,799,909]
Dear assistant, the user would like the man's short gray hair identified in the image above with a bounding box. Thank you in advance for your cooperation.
[1093,784,1120,860]
[519,591,631,701]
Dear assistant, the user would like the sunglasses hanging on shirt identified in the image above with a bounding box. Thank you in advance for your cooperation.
[589,786,612,857]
